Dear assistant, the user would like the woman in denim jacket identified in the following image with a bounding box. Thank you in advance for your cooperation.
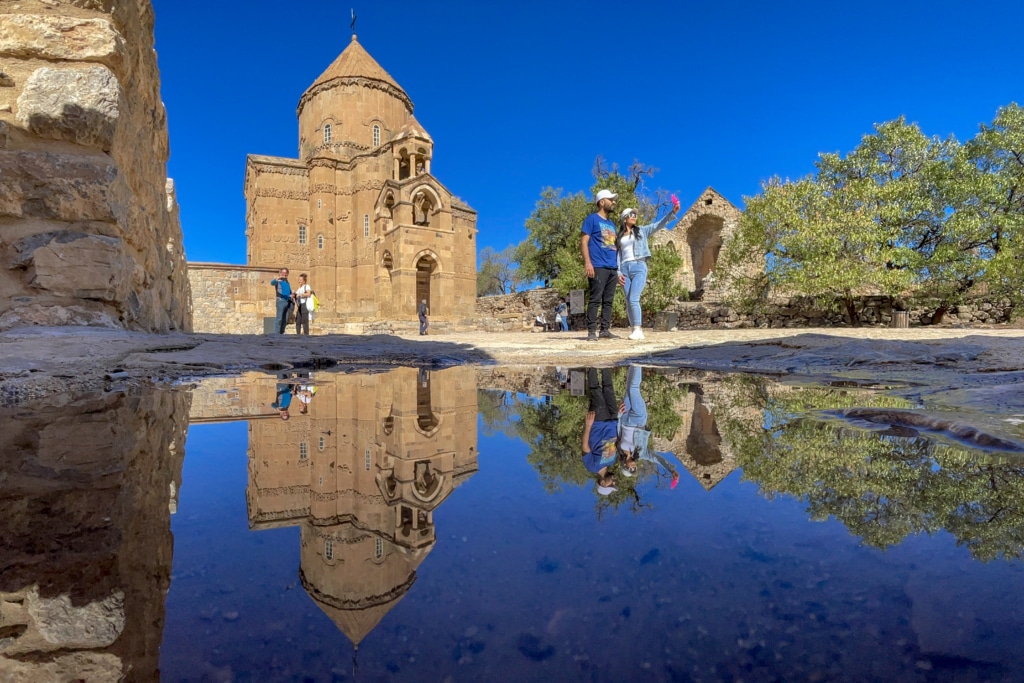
[616,196,681,340]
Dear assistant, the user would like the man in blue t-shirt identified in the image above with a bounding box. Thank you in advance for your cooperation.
[580,189,620,341]
[269,267,293,334]
[582,368,619,496]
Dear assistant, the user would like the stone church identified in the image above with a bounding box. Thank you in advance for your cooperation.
[189,35,478,333]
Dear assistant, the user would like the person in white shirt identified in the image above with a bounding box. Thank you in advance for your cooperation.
[616,197,682,340]
[293,273,313,335]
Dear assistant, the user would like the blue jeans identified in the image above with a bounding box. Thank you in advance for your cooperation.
[275,299,292,334]
[621,260,648,327]
[557,316,569,332]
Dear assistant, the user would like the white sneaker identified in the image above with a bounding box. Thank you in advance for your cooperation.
[629,327,645,340]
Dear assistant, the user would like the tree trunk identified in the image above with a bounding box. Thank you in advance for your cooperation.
[932,303,949,325]
[843,297,861,326]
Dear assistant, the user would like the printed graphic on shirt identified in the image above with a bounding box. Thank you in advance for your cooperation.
[599,220,616,249]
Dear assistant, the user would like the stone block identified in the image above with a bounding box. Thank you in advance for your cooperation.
[0,150,118,221]
[23,232,133,301]
[0,14,125,71]
[17,66,122,151]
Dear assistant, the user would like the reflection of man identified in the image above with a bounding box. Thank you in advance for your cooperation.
[581,190,620,341]
[582,368,619,495]
[272,381,293,420]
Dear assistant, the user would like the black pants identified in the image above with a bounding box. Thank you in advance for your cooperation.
[588,368,618,420]
[295,304,309,335]
[587,267,617,334]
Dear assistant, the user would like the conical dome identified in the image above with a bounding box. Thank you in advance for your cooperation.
[298,35,413,116]
[308,35,405,95]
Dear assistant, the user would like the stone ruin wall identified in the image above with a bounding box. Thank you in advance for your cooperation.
[188,263,277,335]
[0,0,191,332]
[476,289,1014,331]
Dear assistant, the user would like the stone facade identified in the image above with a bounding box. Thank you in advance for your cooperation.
[0,0,191,333]
[188,35,477,335]
[650,187,744,299]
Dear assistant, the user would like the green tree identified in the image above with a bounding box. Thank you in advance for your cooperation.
[477,245,520,296]
[719,109,1024,323]
[966,103,1024,311]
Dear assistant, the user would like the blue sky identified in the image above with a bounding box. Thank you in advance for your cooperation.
[154,0,1023,264]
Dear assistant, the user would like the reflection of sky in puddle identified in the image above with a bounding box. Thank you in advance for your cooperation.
[4,366,1024,681]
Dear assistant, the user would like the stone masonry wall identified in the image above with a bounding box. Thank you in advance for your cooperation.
[188,263,277,334]
[0,0,191,332]
[476,290,1014,330]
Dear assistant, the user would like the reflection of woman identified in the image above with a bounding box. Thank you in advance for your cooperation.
[616,197,681,341]
[294,273,313,335]
[618,365,681,488]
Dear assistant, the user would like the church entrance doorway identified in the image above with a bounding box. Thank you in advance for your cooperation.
[415,255,436,315]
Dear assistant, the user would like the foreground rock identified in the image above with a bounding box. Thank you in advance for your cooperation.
[0,1,190,332]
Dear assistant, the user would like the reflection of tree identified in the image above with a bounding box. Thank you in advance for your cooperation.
[716,377,1024,561]
[477,389,519,440]
[483,371,687,515]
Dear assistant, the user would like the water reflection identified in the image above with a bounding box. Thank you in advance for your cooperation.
[0,390,189,681]
[481,366,1024,561]
[6,364,1024,680]
[234,367,478,647]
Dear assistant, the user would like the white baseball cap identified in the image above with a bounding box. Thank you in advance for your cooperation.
[595,189,618,202]
[597,484,617,496]
[620,207,638,220]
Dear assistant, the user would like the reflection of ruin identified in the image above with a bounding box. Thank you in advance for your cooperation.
[653,385,738,490]
[0,391,189,680]
[245,367,478,646]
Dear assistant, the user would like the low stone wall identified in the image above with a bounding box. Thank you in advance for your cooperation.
[188,263,276,334]
[476,290,1015,330]
[0,1,191,332]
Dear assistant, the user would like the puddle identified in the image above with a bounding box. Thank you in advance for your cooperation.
[2,366,1024,681]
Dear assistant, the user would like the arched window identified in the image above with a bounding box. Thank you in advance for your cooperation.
[317,234,324,250]
[323,123,332,144]
[363,214,370,238]
[298,225,307,245]
[375,537,384,559]
[318,435,325,451]
[299,442,308,460]
[324,539,333,560]
[373,124,381,147]
[364,447,371,471]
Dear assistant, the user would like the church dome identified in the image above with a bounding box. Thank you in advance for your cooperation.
[297,35,412,117]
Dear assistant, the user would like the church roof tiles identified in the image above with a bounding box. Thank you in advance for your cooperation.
[307,35,406,96]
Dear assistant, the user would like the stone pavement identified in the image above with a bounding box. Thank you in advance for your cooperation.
[3,326,1024,414]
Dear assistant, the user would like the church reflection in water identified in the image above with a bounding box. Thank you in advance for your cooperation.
[242,366,479,647]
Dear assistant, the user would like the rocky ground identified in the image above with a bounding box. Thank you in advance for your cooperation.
[2,325,1024,415]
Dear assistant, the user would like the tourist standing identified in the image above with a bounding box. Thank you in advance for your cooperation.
[616,195,682,340]
[581,189,620,341]
[294,273,313,335]
[555,297,569,332]
[418,299,429,335]
[269,268,292,334]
